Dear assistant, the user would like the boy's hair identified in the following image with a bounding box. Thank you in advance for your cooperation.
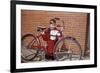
[54,17,60,21]
[50,17,60,24]
[50,19,56,23]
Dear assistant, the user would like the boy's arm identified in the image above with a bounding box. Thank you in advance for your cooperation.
[41,28,49,41]
[57,30,63,40]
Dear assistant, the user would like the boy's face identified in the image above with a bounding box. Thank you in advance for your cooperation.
[50,21,56,30]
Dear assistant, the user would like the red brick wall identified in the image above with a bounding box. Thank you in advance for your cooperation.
[21,10,89,55]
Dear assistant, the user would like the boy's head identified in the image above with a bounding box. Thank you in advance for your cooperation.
[49,17,62,30]
[49,19,56,29]
[54,17,61,26]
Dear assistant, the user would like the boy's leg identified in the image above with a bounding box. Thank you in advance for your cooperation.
[46,40,55,60]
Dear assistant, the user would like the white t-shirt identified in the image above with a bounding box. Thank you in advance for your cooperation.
[50,29,61,40]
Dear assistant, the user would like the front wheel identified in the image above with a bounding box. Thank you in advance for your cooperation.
[21,34,40,62]
[54,36,82,61]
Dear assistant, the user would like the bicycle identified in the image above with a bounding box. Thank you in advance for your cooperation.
[21,26,82,62]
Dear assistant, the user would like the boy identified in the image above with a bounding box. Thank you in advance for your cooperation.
[41,18,62,60]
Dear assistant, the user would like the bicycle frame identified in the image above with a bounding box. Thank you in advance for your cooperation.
[28,34,47,53]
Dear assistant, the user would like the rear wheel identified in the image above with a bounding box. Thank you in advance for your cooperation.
[54,36,82,61]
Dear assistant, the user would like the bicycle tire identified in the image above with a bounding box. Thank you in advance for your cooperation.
[54,36,82,61]
[21,34,40,62]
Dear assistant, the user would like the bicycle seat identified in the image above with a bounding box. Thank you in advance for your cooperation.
[37,26,46,32]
